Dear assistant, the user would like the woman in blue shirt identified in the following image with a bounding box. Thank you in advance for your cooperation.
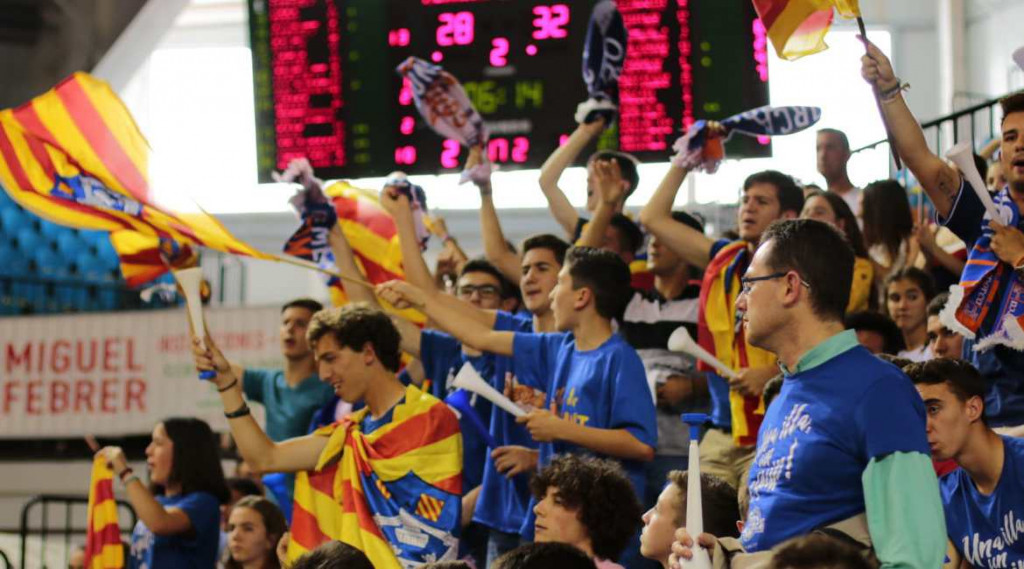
[98,417,229,569]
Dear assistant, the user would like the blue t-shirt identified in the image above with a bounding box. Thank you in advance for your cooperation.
[512,331,657,537]
[941,180,1024,427]
[473,311,538,534]
[420,329,494,493]
[129,492,221,569]
[741,345,931,551]
[941,436,1024,568]
[242,368,335,442]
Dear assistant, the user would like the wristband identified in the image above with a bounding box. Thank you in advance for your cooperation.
[122,474,141,487]
[879,79,909,103]
[225,402,251,419]
[118,467,134,481]
[217,378,238,393]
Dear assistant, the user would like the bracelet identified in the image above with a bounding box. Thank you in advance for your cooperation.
[217,378,238,393]
[118,467,134,481]
[879,79,909,103]
[224,402,251,419]
[122,474,141,487]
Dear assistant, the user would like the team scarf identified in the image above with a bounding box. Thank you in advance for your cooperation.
[576,0,627,124]
[85,456,124,569]
[696,241,775,446]
[288,385,463,568]
[672,105,822,173]
[940,188,1024,351]
[396,57,487,149]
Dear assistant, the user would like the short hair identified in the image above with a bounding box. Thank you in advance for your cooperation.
[885,266,936,303]
[1000,91,1024,124]
[818,128,851,153]
[523,233,570,266]
[744,170,804,216]
[307,304,402,372]
[493,542,597,569]
[665,471,741,538]
[759,219,854,323]
[671,210,705,234]
[530,454,641,561]
[591,150,640,198]
[844,311,905,354]
[160,417,230,503]
[767,534,873,569]
[564,247,633,321]
[282,297,324,314]
[905,358,987,409]
[609,213,644,255]
[225,477,263,498]
[461,257,519,300]
[223,496,288,569]
[803,190,869,258]
[877,353,913,369]
[927,292,950,318]
[290,541,373,569]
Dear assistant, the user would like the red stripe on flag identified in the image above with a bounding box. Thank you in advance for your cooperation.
[92,479,116,502]
[356,255,402,285]
[0,122,37,192]
[55,77,149,202]
[340,479,387,540]
[366,404,460,459]
[432,473,462,496]
[308,465,337,496]
[751,0,786,28]
[289,504,332,550]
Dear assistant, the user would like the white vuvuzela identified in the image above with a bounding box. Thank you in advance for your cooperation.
[946,141,1003,223]
[451,362,526,418]
[668,326,738,380]
[681,414,713,569]
[173,267,215,380]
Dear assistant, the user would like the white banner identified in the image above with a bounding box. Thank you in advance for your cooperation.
[0,305,286,438]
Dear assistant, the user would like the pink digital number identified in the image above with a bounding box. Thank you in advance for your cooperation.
[490,37,509,67]
[488,138,509,162]
[511,137,529,163]
[441,139,461,168]
[752,19,769,82]
[400,116,415,135]
[532,4,569,40]
[399,78,413,106]
[388,28,410,47]
[395,146,417,165]
[437,11,475,46]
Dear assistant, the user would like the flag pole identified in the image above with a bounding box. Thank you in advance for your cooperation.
[858,16,903,170]
[266,252,374,289]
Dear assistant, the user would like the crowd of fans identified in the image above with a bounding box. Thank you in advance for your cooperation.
[85,40,1024,569]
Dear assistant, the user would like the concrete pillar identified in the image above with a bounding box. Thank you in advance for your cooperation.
[937,0,967,114]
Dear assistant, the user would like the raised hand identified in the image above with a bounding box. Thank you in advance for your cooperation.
[859,37,899,93]
[592,158,626,206]
[375,280,428,310]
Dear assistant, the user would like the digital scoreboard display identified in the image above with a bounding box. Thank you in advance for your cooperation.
[249,0,771,181]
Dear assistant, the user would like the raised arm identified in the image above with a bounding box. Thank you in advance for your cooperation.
[470,147,523,282]
[638,164,714,269]
[379,185,438,291]
[538,119,606,237]
[376,280,513,356]
[577,158,626,249]
[861,39,960,218]
[327,222,378,306]
[98,446,194,536]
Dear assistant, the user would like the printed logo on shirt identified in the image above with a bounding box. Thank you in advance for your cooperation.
[960,509,1024,569]
[504,372,546,411]
[553,387,590,427]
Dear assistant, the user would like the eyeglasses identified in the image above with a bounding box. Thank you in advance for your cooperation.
[739,271,811,296]
[457,284,501,299]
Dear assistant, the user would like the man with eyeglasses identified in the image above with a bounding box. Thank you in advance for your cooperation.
[670,219,945,569]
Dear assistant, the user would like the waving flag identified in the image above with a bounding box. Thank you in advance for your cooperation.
[576,0,628,124]
[0,72,270,274]
[288,385,462,568]
[396,57,487,148]
[85,456,124,569]
[109,232,198,287]
[752,0,860,60]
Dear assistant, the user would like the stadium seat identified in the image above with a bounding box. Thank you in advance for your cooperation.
[56,231,84,259]
[15,226,42,255]
[1,207,30,236]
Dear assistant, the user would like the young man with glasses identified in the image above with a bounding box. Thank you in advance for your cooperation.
[670,219,945,569]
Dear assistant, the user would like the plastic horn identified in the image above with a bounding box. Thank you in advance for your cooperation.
[668,326,739,380]
[946,141,1003,223]
[680,413,712,569]
[173,267,216,380]
[1014,46,1024,72]
[450,362,526,418]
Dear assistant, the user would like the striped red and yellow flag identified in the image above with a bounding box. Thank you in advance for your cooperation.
[85,456,124,569]
[0,72,271,283]
[109,232,198,287]
[753,0,860,60]
[288,385,462,568]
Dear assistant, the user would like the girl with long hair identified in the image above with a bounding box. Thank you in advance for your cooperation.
[222,496,287,569]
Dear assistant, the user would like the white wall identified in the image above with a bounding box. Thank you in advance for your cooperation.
[965,0,1024,98]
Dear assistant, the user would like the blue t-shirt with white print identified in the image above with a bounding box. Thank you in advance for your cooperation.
[941,435,1024,568]
[741,333,931,551]
[130,492,220,569]
[511,331,657,537]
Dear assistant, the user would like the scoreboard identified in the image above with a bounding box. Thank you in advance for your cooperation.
[248,0,771,181]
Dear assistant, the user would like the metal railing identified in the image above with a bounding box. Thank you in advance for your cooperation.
[18,494,136,569]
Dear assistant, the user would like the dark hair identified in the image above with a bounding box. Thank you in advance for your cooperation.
[590,150,640,198]
[818,128,851,153]
[564,247,633,321]
[523,233,570,266]
[665,471,741,538]
[671,210,705,233]
[609,214,643,255]
[494,542,597,569]
[307,304,402,372]
[844,311,905,354]
[282,298,324,314]
[861,180,913,264]
[226,477,263,498]
[1000,91,1024,124]
[160,417,230,503]
[531,454,641,561]
[223,496,287,569]
[927,292,950,317]
[905,358,987,411]
[763,374,784,408]
[461,257,519,300]
[973,153,989,181]
[803,190,869,258]
[877,353,913,369]
[885,266,936,304]
[767,534,873,569]
[759,219,853,323]
[744,170,804,216]
[290,541,373,569]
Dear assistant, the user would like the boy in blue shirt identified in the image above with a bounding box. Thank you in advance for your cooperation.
[906,358,1024,568]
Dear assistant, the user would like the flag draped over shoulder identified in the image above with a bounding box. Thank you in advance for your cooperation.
[85,456,124,569]
[0,72,269,284]
[752,0,860,60]
[288,385,463,568]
